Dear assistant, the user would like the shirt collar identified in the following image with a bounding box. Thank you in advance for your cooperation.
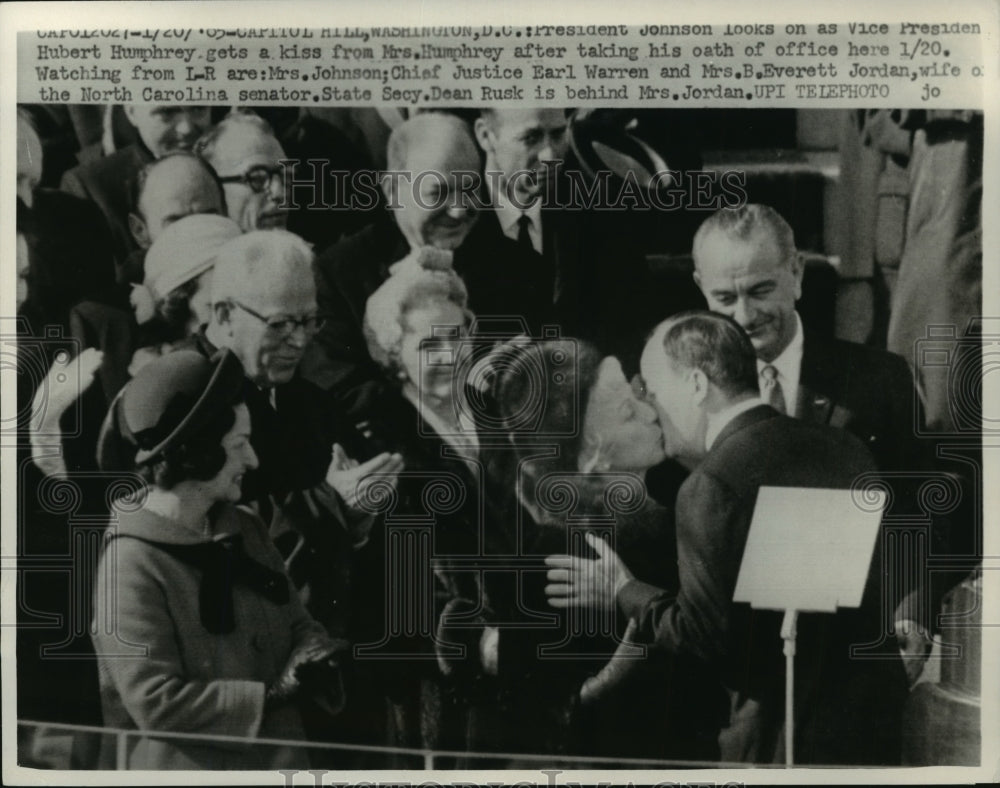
[705,396,765,451]
[489,175,542,236]
[757,312,803,383]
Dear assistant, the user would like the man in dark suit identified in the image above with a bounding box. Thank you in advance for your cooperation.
[546,311,908,765]
[691,203,921,473]
[192,230,401,626]
[302,111,551,420]
[200,229,404,757]
[689,204,955,664]
[60,105,211,276]
[473,108,663,366]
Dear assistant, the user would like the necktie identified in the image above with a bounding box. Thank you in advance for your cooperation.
[516,213,535,254]
[760,365,787,415]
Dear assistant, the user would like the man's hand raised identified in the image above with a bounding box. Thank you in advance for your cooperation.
[324,443,404,512]
[544,533,634,612]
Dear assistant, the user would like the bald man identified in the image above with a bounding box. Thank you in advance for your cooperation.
[303,111,551,419]
[114,152,227,287]
[129,152,225,250]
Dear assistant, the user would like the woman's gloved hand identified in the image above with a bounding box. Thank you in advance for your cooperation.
[266,636,349,707]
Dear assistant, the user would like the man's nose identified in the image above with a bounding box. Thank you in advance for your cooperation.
[284,324,309,347]
[732,296,756,328]
[268,170,286,201]
[539,134,567,164]
[174,113,195,137]
[537,140,558,164]
[445,201,472,220]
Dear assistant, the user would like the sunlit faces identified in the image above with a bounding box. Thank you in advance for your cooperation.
[201,404,258,504]
[580,356,665,473]
[475,108,569,206]
[132,156,224,248]
[123,105,211,158]
[386,129,480,251]
[17,115,43,208]
[211,125,289,232]
[398,299,470,402]
[693,228,803,363]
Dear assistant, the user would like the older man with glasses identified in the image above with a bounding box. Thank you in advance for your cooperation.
[174,227,399,623]
[177,228,405,755]
[195,111,289,232]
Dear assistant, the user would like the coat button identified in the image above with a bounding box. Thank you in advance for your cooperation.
[251,634,265,652]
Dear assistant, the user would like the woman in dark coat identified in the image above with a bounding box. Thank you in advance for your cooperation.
[91,349,345,769]
[359,260,486,760]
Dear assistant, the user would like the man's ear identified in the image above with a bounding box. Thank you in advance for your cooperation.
[473,117,494,155]
[692,266,703,293]
[790,252,805,301]
[122,105,139,129]
[690,368,710,407]
[380,171,396,208]
[128,212,151,249]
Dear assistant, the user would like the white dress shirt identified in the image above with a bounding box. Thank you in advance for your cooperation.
[757,312,804,417]
[489,177,543,254]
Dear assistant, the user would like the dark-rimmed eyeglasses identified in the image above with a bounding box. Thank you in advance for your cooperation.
[218,165,284,194]
[229,299,325,338]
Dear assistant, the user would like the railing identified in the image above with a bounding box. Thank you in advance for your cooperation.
[17,718,759,771]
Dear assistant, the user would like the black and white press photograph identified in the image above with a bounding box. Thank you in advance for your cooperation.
[3,3,995,783]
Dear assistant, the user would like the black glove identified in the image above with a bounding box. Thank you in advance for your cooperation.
[266,637,347,708]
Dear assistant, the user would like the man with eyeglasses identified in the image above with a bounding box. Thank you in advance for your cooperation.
[195,111,289,232]
[185,229,402,615]
[183,228,402,752]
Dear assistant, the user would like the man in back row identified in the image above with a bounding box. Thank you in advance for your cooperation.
[303,111,551,419]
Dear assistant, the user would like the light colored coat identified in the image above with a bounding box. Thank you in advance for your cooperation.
[91,503,326,769]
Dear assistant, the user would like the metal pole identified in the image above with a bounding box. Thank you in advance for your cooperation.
[423,751,434,770]
[115,730,128,770]
[780,609,799,768]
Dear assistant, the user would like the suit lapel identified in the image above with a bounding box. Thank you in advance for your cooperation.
[797,332,838,425]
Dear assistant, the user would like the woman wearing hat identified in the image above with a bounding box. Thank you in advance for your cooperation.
[128,213,242,375]
[91,349,345,769]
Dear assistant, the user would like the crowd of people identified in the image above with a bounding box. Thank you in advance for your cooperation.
[15,103,980,770]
